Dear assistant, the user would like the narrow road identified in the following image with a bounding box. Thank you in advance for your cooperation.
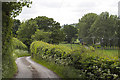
[15,56,60,79]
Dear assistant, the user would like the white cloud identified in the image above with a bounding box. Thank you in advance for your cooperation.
[15,0,120,25]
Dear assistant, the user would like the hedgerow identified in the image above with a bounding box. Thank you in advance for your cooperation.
[30,41,120,79]
[2,37,28,78]
[12,37,27,50]
[13,49,30,59]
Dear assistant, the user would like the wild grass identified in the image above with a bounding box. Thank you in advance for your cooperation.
[32,57,80,78]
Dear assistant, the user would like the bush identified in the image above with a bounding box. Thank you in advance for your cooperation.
[77,57,120,79]
[89,46,95,51]
[13,49,30,58]
[12,37,27,50]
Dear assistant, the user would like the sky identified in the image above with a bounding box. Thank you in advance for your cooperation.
[15,0,120,25]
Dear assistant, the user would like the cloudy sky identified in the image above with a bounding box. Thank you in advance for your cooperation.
[15,0,120,25]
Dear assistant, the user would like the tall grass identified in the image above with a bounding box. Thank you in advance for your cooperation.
[32,57,80,78]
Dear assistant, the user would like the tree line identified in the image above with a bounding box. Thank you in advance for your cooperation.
[13,12,120,49]
[77,12,119,47]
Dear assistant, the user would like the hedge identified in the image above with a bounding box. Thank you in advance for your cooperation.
[30,41,120,79]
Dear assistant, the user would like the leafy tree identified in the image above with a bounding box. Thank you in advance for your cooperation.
[77,13,98,44]
[116,18,120,48]
[34,16,61,31]
[90,12,118,46]
[34,16,64,44]
[62,25,78,43]
[17,16,64,45]
[50,29,65,44]
[12,19,21,37]
[2,1,32,78]
[31,29,52,42]
[17,19,38,50]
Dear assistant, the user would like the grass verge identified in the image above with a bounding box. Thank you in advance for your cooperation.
[2,55,18,78]
[32,57,80,78]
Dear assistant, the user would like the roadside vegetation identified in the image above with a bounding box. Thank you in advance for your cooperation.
[12,37,30,59]
[2,0,120,79]
[2,2,32,78]
[30,41,120,79]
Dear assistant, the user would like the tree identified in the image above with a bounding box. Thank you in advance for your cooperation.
[31,29,51,42]
[34,16,61,31]
[17,19,38,51]
[50,29,65,44]
[90,12,118,46]
[2,1,32,78]
[34,16,64,44]
[115,17,120,48]
[77,13,98,44]
[62,25,78,43]
[12,19,21,37]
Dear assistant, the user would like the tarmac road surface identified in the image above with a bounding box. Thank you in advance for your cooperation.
[15,56,60,79]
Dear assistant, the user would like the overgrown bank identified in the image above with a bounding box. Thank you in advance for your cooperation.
[30,41,120,79]
[2,2,31,78]
[2,37,29,78]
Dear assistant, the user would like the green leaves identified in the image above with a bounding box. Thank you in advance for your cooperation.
[12,37,27,50]
[30,41,120,79]
[17,19,38,49]
[90,12,118,46]
[77,13,98,44]
[62,25,78,43]
[31,29,51,42]
[2,2,32,78]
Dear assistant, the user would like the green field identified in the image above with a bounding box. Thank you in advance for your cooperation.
[59,43,81,50]
[95,49,119,58]
[59,44,119,60]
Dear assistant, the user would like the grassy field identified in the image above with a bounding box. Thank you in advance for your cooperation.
[59,43,81,50]
[94,49,119,60]
[59,43,119,60]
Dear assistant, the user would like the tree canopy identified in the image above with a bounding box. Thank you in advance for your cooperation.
[34,16,61,31]
[90,12,118,46]
[17,19,38,49]
[31,29,51,42]
[62,25,78,43]
[77,13,98,44]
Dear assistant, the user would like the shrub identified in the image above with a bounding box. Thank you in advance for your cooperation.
[89,46,95,51]
[13,49,30,58]
[12,37,27,50]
